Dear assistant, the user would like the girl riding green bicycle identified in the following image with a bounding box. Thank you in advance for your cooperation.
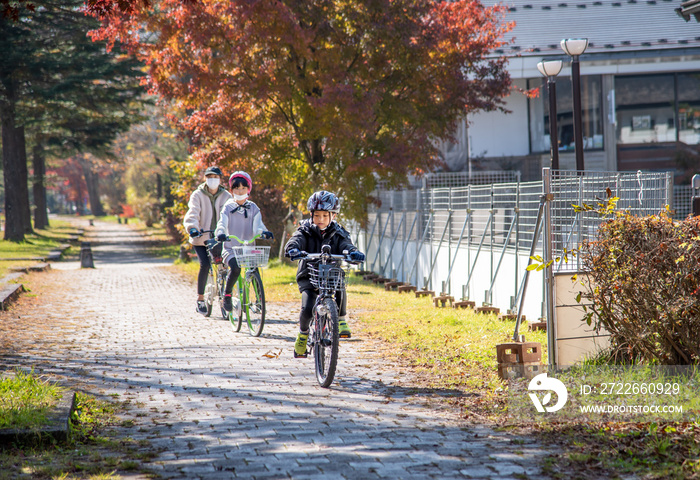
[215,171,274,314]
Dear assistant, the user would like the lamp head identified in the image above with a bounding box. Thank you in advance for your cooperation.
[561,38,589,57]
[537,60,563,78]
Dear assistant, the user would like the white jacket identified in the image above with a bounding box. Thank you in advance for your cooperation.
[183,184,232,246]
[215,199,267,263]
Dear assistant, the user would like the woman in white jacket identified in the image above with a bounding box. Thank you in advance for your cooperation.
[183,166,232,314]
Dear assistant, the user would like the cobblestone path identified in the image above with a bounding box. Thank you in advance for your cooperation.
[0,220,552,479]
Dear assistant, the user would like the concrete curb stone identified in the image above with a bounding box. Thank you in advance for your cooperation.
[0,389,76,446]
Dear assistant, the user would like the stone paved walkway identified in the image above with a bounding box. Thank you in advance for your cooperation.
[0,219,553,479]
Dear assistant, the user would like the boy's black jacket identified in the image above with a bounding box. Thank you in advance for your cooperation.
[285,219,358,292]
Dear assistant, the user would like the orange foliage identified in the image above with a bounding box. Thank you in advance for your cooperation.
[88,0,514,220]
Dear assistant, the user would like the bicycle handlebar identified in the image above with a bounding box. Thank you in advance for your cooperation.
[199,229,265,245]
[225,233,262,245]
[295,250,362,265]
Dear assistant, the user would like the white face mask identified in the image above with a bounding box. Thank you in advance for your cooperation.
[233,193,249,202]
[206,178,220,190]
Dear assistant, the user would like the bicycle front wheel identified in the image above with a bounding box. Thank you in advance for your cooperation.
[244,269,265,337]
[314,297,339,388]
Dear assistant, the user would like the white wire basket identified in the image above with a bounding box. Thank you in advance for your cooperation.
[231,245,270,268]
[308,262,345,291]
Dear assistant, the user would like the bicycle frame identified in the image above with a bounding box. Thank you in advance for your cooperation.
[200,230,266,333]
[223,233,268,336]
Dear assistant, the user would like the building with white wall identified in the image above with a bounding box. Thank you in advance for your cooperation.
[451,0,700,182]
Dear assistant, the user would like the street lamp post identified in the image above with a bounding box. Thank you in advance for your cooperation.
[537,60,563,170]
[561,38,588,172]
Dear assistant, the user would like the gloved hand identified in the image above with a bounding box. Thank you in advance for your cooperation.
[216,233,228,242]
[261,231,274,240]
[348,250,365,263]
[287,248,306,260]
[188,228,201,238]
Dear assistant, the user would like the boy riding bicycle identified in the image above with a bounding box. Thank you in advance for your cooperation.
[284,190,365,357]
[215,171,273,313]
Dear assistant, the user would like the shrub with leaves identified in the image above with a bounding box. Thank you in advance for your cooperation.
[577,210,700,364]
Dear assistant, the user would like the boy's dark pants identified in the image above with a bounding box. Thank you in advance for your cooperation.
[299,288,347,333]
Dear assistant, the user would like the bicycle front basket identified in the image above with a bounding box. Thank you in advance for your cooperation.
[308,262,345,291]
[205,239,224,264]
[231,245,270,268]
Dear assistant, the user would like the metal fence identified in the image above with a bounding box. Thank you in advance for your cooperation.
[352,169,690,366]
[423,170,521,189]
[547,170,673,272]
[674,184,694,220]
[356,169,675,318]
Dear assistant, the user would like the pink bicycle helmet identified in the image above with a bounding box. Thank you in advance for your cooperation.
[229,171,252,191]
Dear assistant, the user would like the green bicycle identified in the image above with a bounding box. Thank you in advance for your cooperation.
[223,234,270,337]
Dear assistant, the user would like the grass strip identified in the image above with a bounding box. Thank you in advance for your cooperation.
[0,389,157,479]
[0,370,64,430]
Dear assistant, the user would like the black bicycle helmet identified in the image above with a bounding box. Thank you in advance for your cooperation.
[204,166,223,176]
[307,190,340,213]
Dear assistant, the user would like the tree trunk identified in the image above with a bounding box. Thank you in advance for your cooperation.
[16,126,33,234]
[75,186,85,216]
[80,158,105,216]
[32,142,49,229]
[0,82,25,242]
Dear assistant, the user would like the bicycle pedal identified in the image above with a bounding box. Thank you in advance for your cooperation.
[293,351,308,358]
[339,332,351,339]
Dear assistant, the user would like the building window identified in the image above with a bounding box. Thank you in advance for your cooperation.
[528,75,604,154]
[677,72,700,146]
[615,74,675,144]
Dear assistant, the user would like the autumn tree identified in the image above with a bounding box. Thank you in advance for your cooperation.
[90,0,513,221]
[1,0,145,237]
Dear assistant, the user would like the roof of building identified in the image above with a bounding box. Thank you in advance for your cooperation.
[481,0,700,58]
[678,0,700,21]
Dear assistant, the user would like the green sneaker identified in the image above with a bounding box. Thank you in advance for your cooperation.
[338,319,351,339]
[294,332,309,358]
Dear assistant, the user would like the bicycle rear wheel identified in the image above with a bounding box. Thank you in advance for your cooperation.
[203,268,215,317]
[216,266,229,320]
[244,269,265,337]
[314,297,339,388]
